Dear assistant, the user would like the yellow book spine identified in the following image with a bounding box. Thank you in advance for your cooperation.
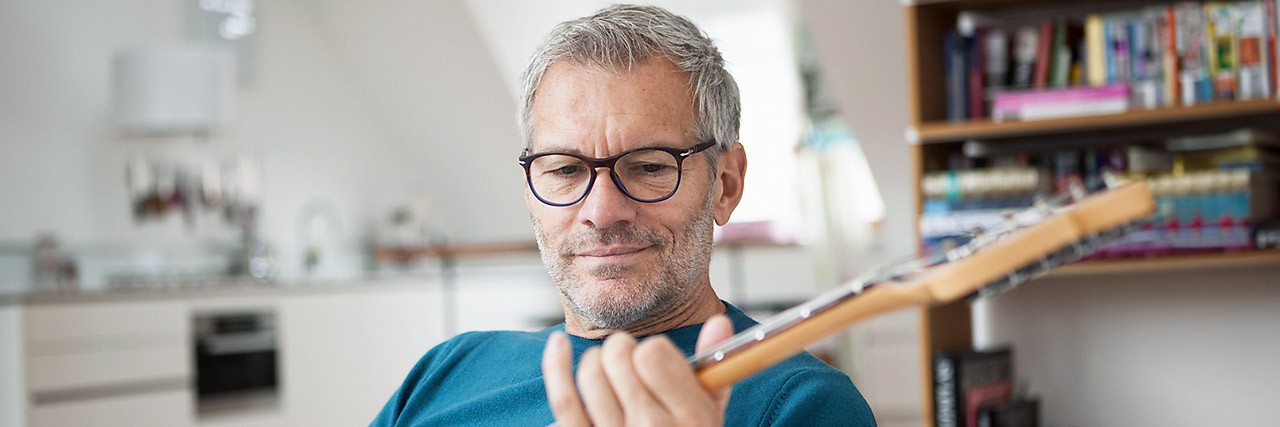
[1086,14,1107,87]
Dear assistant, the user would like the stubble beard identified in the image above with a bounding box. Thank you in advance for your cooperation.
[534,198,716,330]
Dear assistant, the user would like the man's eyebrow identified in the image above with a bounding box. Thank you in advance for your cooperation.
[528,144,583,155]
[528,139,693,155]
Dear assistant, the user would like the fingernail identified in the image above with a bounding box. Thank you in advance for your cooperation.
[546,331,566,350]
[605,332,635,345]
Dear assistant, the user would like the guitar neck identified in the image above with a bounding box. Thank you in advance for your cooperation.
[691,180,1155,390]
[695,283,930,390]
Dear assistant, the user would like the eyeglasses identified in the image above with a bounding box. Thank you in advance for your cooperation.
[518,142,717,207]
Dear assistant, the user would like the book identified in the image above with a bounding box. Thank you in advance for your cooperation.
[990,84,1129,122]
[1238,1,1271,99]
[978,399,1040,427]
[934,348,1014,427]
[1110,16,1132,84]
[970,27,987,119]
[1164,5,1182,106]
[1205,2,1239,100]
[1133,7,1168,108]
[1013,26,1040,89]
[1166,128,1280,152]
[1033,20,1053,87]
[1127,145,1176,173]
[1256,220,1280,248]
[985,28,1011,89]
[1178,2,1212,105]
[946,31,971,121]
[1086,14,1107,86]
[921,168,1043,201]
[923,197,1037,215]
[966,381,1012,427]
[1267,0,1279,95]
[1050,19,1072,87]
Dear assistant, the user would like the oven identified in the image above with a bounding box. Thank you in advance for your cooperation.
[193,309,279,414]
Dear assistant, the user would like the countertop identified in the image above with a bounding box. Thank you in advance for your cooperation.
[0,273,447,306]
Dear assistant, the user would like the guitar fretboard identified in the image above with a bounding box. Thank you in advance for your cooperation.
[689,183,1122,371]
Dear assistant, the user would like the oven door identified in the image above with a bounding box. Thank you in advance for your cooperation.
[194,310,279,414]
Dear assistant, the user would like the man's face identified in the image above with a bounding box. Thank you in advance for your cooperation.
[527,59,717,330]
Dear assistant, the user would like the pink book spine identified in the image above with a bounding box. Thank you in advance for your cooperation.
[993,84,1130,110]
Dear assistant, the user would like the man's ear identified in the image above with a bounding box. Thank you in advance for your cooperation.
[712,142,747,226]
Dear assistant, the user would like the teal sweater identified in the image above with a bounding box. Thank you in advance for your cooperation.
[372,303,876,426]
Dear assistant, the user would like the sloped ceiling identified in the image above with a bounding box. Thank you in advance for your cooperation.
[306,0,531,242]
[461,0,783,101]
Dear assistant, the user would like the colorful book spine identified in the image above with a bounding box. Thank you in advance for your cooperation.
[1178,2,1212,105]
[1012,26,1037,89]
[1205,2,1239,100]
[1267,0,1279,96]
[921,168,1042,201]
[1034,20,1053,87]
[1051,19,1072,87]
[970,28,987,119]
[1087,14,1108,86]
[1165,5,1182,106]
[991,84,1129,122]
[1238,1,1271,99]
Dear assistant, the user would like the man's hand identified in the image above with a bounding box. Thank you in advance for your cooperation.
[542,315,735,426]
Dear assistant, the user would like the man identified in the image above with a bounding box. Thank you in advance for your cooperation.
[373,5,876,426]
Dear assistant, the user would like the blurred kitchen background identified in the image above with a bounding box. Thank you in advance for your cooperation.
[0,1,921,426]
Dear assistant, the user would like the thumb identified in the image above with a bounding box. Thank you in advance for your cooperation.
[694,314,735,406]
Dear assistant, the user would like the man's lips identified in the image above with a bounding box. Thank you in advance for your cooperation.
[575,245,650,257]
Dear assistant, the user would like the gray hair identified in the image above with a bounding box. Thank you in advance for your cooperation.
[517,4,740,162]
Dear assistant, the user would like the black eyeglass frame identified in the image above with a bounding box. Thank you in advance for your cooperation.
[517,141,718,207]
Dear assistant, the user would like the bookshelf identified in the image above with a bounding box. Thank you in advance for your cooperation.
[903,1,1280,425]
[909,99,1280,143]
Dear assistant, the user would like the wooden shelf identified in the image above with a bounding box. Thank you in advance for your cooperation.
[373,242,539,263]
[1048,249,1280,277]
[910,100,1280,144]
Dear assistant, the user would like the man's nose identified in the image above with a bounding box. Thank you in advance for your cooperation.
[577,169,638,229]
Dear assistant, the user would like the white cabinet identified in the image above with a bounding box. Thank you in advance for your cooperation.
[29,389,192,427]
[276,285,445,426]
[23,300,193,427]
[5,280,463,427]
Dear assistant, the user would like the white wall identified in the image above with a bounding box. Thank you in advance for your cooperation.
[796,2,923,425]
[304,0,533,244]
[976,265,1280,427]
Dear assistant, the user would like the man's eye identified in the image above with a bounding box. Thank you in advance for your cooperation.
[640,164,665,173]
[554,165,581,175]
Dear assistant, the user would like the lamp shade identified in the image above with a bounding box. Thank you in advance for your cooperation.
[113,46,234,134]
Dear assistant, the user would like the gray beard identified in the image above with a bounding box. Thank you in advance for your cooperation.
[534,198,716,330]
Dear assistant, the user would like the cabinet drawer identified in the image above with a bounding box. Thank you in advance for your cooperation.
[25,301,185,341]
[28,346,189,393]
[29,388,193,427]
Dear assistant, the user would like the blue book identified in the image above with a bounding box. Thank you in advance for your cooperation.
[944,31,969,121]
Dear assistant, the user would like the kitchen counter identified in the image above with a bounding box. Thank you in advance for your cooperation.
[0,273,445,307]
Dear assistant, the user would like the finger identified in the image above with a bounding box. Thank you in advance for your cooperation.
[577,347,624,426]
[542,332,590,427]
[695,314,735,354]
[633,336,723,425]
[599,333,665,423]
[694,314,735,405]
